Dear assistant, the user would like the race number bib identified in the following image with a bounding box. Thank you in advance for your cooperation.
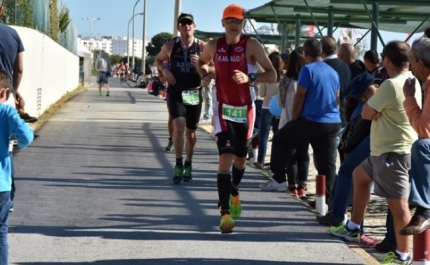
[222,104,247,123]
[181,90,200,105]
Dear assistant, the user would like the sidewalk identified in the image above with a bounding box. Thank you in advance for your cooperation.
[198,110,407,262]
[9,78,375,264]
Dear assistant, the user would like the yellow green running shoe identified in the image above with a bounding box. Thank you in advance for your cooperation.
[183,165,192,182]
[380,252,411,265]
[230,194,241,219]
[219,214,235,233]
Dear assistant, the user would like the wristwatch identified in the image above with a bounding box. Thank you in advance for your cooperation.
[248,73,257,82]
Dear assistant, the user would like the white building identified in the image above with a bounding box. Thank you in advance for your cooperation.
[77,36,151,58]
[78,37,113,54]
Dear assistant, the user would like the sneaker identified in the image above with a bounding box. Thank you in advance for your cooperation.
[230,194,241,219]
[359,234,378,248]
[20,113,38,123]
[165,141,174,151]
[380,252,411,265]
[172,166,183,184]
[289,187,298,197]
[219,213,235,233]
[297,187,306,198]
[106,91,110,97]
[316,213,343,227]
[98,92,102,96]
[199,117,211,124]
[329,223,360,242]
[9,200,13,212]
[259,179,287,192]
[183,165,192,182]
[375,238,397,253]
[253,162,263,169]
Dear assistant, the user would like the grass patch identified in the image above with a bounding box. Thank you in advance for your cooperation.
[31,84,87,131]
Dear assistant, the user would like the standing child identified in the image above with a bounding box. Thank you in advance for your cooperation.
[0,69,33,264]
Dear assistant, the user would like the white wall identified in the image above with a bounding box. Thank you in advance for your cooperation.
[12,26,79,117]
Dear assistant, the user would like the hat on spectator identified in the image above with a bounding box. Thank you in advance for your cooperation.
[348,72,380,98]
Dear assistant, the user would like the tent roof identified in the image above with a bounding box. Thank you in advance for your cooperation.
[246,0,430,33]
[77,44,92,58]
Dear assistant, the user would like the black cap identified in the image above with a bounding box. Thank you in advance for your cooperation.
[177,13,194,24]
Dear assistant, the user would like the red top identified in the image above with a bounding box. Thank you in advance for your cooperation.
[214,36,252,106]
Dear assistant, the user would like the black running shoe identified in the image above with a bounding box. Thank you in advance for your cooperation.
[172,166,183,184]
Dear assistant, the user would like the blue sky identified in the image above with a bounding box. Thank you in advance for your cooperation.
[63,0,420,53]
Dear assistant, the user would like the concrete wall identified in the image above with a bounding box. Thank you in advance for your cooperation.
[12,26,79,117]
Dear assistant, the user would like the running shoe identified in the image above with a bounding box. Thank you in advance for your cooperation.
[380,252,411,265]
[297,187,306,198]
[106,91,110,97]
[219,213,235,233]
[230,194,241,219]
[359,234,379,248]
[316,213,343,227]
[183,165,192,182]
[165,140,174,151]
[329,223,360,242]
[98,92,102,96]
[172,166,183,184]
[259,179,287,192]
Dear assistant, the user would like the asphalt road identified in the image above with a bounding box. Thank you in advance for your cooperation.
[8,78,371,265]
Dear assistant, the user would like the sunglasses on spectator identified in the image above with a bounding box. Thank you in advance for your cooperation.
[178,20,193,26]
[380,53,386,60]
[223,18,244,24]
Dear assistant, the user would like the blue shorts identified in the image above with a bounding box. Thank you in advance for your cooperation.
[97,72,109,84]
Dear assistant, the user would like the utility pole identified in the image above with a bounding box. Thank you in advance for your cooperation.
[173,0,182,36]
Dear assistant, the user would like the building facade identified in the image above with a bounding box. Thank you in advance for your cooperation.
[78,36,151,58]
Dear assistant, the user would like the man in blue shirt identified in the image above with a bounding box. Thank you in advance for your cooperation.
[267,39,341,204]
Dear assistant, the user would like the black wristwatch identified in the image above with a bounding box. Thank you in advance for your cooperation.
[248,73,257,82]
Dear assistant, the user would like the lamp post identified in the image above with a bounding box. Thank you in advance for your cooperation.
[141,0,147,74]
[132,0,142,70]
[81,17,101,39]
[173,0,182,36]
[127,12,144,67]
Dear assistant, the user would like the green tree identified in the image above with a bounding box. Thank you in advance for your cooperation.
[49,0,59,41]
[146,32,173,57]
[109,55,123,65]
[0,0,33,27]
[58,4,71,33]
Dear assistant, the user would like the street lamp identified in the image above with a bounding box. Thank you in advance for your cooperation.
[127,12,144,67]
[132,0,142,69]
[81,17,101,39]
[141,0,147,74]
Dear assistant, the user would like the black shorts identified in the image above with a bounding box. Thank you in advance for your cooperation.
[168,89,202,130]
[215,121,251,158]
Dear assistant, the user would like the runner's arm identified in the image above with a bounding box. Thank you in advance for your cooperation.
[155,41,172,71]
[197,39,216,78]
[249,38,276,83]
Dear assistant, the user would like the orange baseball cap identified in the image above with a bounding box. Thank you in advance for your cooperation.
[222,4,245,20]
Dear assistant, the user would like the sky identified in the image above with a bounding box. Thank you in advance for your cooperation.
[63,0,423,53]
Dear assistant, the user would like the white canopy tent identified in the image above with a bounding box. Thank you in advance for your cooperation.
[78,44,93,81]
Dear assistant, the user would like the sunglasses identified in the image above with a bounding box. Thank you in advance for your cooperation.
[178,19,193,26]
[223,18,244,24]
[380,53,386,60]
